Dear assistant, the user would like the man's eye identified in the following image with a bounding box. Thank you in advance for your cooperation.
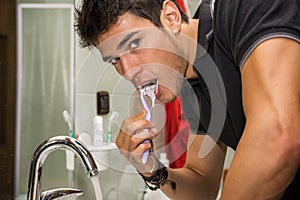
[129,39,140,49]
[109,57,119,65]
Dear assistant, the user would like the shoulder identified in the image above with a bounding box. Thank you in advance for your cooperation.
[214,0,300,68]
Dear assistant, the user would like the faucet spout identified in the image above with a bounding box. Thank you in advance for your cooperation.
[27,136,98,200]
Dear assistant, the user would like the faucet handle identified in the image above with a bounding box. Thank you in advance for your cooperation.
[40,188,83,200]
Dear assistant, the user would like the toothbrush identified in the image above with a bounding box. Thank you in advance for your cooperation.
[63,110,75,138]
[106,111,120,143]
[138,80,158,164]
[62,110,75,187]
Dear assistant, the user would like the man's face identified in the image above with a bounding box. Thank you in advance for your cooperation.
[97,12,189,103]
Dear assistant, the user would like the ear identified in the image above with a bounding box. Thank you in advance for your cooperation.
[160,0,182,33]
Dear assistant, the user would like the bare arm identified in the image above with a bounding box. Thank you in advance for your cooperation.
[116,110,227,200]
[162,134,227,199]
[221,38,300,199]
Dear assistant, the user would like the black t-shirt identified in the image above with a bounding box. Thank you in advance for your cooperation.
[190,0,300,149]
[185,0,300,198]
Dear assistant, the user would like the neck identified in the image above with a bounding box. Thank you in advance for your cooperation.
[180,19,199,79]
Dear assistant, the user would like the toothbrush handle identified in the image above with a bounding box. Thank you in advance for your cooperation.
[140,90,153,164]
[142,139,151,164]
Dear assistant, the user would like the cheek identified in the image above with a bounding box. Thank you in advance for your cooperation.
[157,85,178,103]
[139,48,178,64]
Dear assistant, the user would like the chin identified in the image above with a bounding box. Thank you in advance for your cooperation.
[158,93,178,104]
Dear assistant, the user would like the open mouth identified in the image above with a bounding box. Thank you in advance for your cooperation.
[137,79,158,99]
[137,79,158,108]
[137,79,157,91]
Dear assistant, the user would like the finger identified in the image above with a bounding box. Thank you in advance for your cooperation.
[132,128,158,141]
[116,110,155,160]
[116,132,130,155]
[131,109,147,121]
[130,129,158,159]
[130,142,152,163]
[116,126,156,155]
[122,120,153,136]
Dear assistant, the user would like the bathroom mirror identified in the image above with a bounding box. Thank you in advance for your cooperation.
[0,0,204,199]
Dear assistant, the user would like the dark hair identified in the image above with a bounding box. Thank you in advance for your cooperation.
[75,0,189,47]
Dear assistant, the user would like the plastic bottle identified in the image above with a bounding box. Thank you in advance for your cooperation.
[93,116,104,146]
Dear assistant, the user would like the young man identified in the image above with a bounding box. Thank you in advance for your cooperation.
[75,0,300,199]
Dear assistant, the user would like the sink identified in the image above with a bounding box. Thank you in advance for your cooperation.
[78,133,117,171]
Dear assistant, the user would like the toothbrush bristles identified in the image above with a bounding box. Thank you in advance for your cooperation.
[138,80,157,108]
[137,80,157,91]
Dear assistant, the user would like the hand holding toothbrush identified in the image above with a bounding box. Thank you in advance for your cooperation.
[115,110,159,173]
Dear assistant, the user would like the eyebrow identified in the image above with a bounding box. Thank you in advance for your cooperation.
[102,31,140,62]
[117,31,140,49]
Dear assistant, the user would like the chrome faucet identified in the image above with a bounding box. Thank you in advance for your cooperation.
[27,136,99,200]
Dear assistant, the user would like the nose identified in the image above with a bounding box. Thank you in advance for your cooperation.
[117,53,141,81]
